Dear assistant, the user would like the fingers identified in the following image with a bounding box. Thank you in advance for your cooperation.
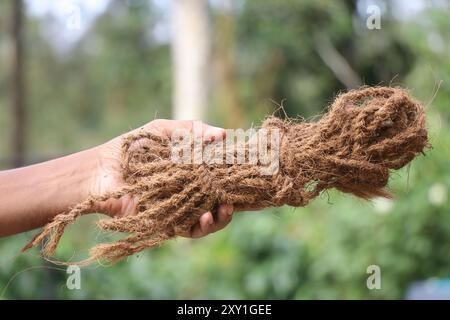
[189,204,234,238]
[93,194,139,217]
[202,123,227,142]
[136,119,231,238]
[119,195,139,217]
[147,119,226,142]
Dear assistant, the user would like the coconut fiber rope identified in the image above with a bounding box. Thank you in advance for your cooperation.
[22,86,428,265]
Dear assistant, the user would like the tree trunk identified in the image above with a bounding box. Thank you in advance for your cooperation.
[10,0,26,168]
[171,0,211,120]
[213,7,246,127]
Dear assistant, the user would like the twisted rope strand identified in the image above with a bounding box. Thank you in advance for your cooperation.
[22,86,429,264]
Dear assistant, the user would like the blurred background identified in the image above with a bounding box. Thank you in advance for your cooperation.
[0,0,449,299]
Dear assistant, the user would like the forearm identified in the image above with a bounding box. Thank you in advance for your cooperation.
[0,147,100,237]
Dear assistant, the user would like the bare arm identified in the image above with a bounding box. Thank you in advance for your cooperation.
[0,148,99,237]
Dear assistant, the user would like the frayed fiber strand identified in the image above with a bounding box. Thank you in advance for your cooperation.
[22,87,429,265]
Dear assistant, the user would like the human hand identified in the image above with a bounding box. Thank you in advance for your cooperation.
[91,119,234,238]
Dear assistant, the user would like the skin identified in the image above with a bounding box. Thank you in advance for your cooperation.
[0,119,234,239]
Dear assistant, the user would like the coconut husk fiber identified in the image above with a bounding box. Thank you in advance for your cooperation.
[22,86,428,265]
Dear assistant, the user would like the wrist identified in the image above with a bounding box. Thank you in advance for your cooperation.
[48,146,103,215]
[78,146,104,199]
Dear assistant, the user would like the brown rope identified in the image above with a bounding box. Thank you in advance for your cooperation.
[22,86,429,265]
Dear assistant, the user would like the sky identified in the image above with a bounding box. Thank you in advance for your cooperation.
[25,0,174,52]
[25,0,110,52]
[26,0,110,34]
